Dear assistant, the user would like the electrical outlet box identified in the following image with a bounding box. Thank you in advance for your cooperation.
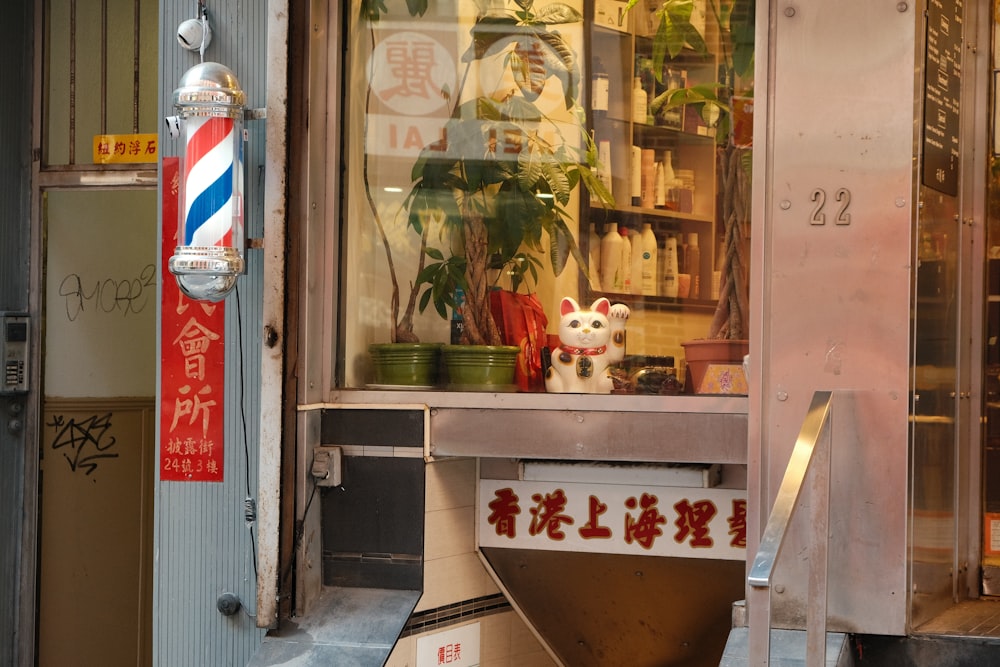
[311,446,342,487]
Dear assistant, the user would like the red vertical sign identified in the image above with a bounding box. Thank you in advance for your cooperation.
[160,157,226,482]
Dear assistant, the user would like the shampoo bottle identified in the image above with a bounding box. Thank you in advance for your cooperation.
[630,146,642,206]
[631,77,647,124]
[592,58,609,118]
[686,232,701,299]
[654,162,666,209]
[662,151,677,210]
[620,227,633,294]
[640,149,656,209]
[662,234,679,298]
[640,223,658,296]
[598,139,613,193]
[600,223,624,292]
[588,222,603,292]
[630,228,644,295]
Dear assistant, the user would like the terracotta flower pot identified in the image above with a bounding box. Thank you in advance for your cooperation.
[681,339,749,395]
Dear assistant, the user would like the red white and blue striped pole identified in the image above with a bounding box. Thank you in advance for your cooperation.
[182,115,240,248]
[168,62,246,302]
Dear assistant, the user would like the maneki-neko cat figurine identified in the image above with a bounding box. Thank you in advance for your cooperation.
[544,297,630,394]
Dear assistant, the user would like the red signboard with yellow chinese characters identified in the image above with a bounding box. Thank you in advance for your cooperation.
[159,157,225,482]
[479,480,747,560]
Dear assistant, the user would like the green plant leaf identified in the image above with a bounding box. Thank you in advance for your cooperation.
[516,142,545,188]
[578,164,614,208]
[536,30,580,109]
[463,16,521,62]
[540,159,572,206]
[476,97,505,122]
[360,0,388,20]
[730,0,756,78]
[404,0,428,16]
[533,3,582,24]
[543,210,585,277]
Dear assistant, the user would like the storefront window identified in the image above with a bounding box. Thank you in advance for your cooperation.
[340,0,754,394]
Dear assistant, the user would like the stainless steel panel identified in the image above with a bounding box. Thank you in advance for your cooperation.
[323,390,750,463]
[482,547,744,667]
[432,407,748,463]
[756,0,918,635]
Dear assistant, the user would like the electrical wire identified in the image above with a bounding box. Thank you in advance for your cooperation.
[279,479,320,594]
[198,0,209,62]
[236,283,259,580]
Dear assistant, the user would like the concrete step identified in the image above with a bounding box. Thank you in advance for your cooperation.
[246,586,419,667]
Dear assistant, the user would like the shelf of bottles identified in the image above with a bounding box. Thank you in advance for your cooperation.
[581,12,722,311]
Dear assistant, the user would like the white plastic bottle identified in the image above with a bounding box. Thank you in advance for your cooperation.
[620,227,633,294]
[654,162,666,209]
[630,145,642,206]
[640,149,656,209]
[662,234,679,298]
[640,223,658,296]
[631,77,647,124]
[686,232,701,299]
[588,222,603,292]
[598,139,613,194]
[630,228,644,295]
[600,222,624,292]
[662,151,677,210]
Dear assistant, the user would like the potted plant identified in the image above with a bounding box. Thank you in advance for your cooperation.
[360,0,444,386]
[629,0,754,391]
[401,0,613,386]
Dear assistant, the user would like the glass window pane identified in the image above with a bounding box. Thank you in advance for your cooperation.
[339,0,754,394]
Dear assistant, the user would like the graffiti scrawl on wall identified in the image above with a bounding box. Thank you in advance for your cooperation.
[47,413,119,476]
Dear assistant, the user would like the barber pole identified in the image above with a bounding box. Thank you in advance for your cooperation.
[168,62,246,302]
[182,115,241,248]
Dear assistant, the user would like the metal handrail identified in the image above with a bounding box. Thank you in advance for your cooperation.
[747,390,834,666]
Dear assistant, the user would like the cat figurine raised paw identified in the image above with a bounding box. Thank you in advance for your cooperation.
[545,296,630,394]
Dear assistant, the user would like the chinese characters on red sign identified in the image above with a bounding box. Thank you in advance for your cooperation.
[159,157,225,482]
[482,481,747,560]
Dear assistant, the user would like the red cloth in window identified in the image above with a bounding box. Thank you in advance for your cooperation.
[490,290,549,392]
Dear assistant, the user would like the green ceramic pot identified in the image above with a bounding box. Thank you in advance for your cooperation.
[368,343,443,387]
[442,344,519,390]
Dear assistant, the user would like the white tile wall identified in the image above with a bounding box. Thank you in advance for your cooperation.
[381,457,557,666]
[385,613,557,667]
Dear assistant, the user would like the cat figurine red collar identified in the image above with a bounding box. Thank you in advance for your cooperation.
[545,296,629,394]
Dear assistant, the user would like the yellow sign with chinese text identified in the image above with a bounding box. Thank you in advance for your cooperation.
[93,133,158,164]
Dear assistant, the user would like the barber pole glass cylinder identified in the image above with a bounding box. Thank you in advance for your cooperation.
[168,62,246,302]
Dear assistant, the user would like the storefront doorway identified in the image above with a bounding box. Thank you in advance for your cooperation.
[30,1,160,663]
[36,189,157,666]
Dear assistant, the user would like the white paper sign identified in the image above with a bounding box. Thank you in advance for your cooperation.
[479,480,747,560]
[416,622,480,667]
